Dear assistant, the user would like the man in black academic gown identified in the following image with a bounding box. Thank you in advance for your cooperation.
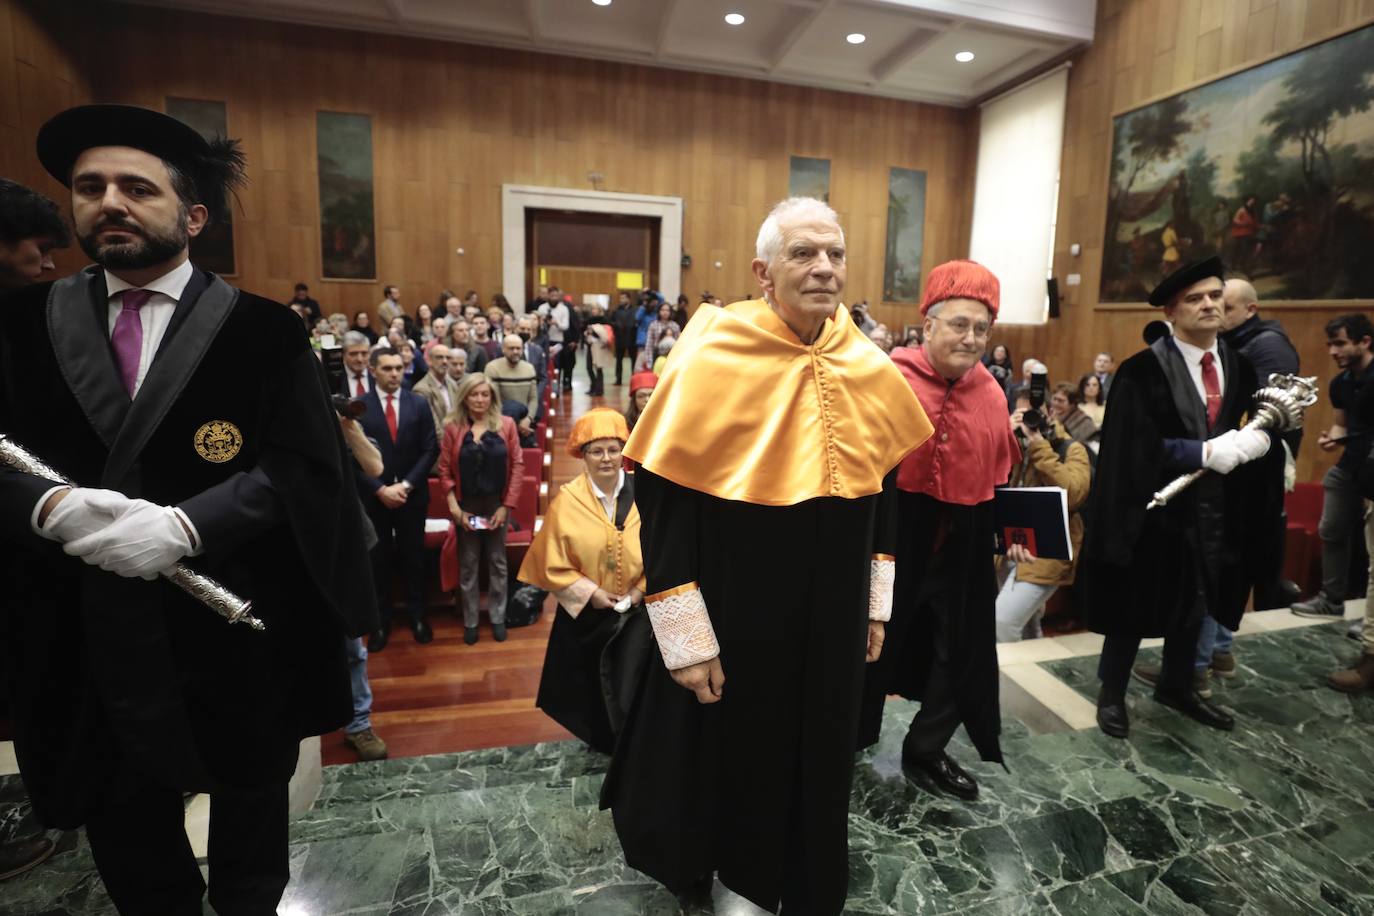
[0,105,376,914]
[603,198,932,915]
[1081,257,1280,739]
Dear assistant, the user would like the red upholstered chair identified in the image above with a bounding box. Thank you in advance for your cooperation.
[505,474,540,547]
[1284,482,1324,596]
[424,477,451,550]
[1286,482,1322,535]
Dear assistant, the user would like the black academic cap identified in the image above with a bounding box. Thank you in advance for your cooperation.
[36,104,245,224]
[1146,256,1225,307]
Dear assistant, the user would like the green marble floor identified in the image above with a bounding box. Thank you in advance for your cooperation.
[4,620,1374,914]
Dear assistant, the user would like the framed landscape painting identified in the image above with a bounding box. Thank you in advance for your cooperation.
[317,111,377,281]
[166,97,235,275]
[883,167,926,303]
[1100,23,1374,303]
[788,156,830,202]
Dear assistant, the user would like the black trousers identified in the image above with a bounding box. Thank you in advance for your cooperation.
[368,500,427,625]
[85,767,290,916]
[1097,621,1203,701]
[903,590,963,758]
[613,342,636,382]
[558,344,576,389]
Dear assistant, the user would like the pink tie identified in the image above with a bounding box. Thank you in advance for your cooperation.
[112,289,151,396]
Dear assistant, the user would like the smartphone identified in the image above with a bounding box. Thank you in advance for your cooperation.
[468,515,491,530]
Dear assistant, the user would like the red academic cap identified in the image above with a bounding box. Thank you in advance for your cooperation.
[920,260,1000,319]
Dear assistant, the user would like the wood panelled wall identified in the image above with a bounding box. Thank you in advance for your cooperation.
[0,1,87,276]
[0,0,976,334]
[1000,0,1374,485]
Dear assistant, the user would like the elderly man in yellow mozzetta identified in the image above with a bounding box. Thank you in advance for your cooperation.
[519,408,646,754]
[600,197,933,914]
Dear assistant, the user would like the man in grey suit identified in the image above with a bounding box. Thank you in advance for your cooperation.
[412,343,460,437]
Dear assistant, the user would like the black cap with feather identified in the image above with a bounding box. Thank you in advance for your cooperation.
[36,104,246,225]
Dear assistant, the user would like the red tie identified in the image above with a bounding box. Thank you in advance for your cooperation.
[384,394,398,442]
[355,374,366,397]
[1201,352,1221,430]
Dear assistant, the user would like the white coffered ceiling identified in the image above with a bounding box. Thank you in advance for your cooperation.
[113,0,1095,107]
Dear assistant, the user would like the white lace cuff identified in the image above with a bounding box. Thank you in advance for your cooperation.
[646,582,720,670]
[553,577,599,618]
[869,554,895,622]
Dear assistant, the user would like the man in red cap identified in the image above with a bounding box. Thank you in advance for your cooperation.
[859,259,1021,801]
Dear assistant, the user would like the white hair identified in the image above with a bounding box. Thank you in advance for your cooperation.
[755,197,844,263]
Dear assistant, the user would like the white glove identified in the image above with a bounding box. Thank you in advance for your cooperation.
[63,499,194,580]
[36,487,135,542]
[1234,426,1271,463]
[1202,430,1244,475]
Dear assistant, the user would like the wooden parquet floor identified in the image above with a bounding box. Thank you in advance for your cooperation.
[321,369,630,765]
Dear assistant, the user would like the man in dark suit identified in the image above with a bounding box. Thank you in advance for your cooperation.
[357,347,439,651]
[2,105,376,915]
[517,314,548,422]
[1093,351,1115,396]
[340,330,373,397]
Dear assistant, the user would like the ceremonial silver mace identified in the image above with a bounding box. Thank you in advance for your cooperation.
[0,434,265,630]
[1146,373,1319,510]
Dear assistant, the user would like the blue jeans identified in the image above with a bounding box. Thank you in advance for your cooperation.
[1194,615,1234,671]
[345,637,373,734]
[994,561,1058,642]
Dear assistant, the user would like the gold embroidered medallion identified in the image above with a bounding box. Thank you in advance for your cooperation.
[193,421,243,463]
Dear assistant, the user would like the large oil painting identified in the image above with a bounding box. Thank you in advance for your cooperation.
[317,111,376,281]
[884,167,926,303]
[1101,24,1374,302]
[166,97,235,275]
[788,155,830,202]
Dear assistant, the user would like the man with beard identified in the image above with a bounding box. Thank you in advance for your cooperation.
[0,178,72,883]
[1082,257,1276,739]
[0,104,375,914]
[858,260,1021,800]
[604,198,931,914]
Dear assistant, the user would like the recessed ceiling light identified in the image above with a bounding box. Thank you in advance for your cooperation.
[592,0,611,5]
[724,12,745,26]
[955,50,975,62]
[846,33,866,44]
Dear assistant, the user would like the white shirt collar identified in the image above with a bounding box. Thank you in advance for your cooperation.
[589,469,626,503]
[104,258,194,302]
[1171,335,1219,368]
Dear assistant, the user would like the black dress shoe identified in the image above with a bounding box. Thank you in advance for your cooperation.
[1153,689,1234,730]
[492,623,507,642]
[411,619,433,644]
[1097,701,1130,739]
[903,750,978,800]
[0,836,55,881]
[367,627,390,653]
[464,626,480,645]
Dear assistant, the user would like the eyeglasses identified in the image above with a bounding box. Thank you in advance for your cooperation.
[585,445,623,461]
[929,315,991,339]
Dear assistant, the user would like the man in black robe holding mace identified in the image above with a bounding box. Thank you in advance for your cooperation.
[0,105,376,914]
[1081,256,1280,739]
[602,197,932,914]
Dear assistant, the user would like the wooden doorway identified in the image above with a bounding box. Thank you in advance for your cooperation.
[526,210,660,306]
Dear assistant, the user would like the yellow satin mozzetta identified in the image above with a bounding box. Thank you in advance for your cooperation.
[623,299,934,506]
[517,472,646,605]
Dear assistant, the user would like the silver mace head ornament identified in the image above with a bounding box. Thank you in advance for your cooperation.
[1250,373,1320,432]
[1146,373,1319,510]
